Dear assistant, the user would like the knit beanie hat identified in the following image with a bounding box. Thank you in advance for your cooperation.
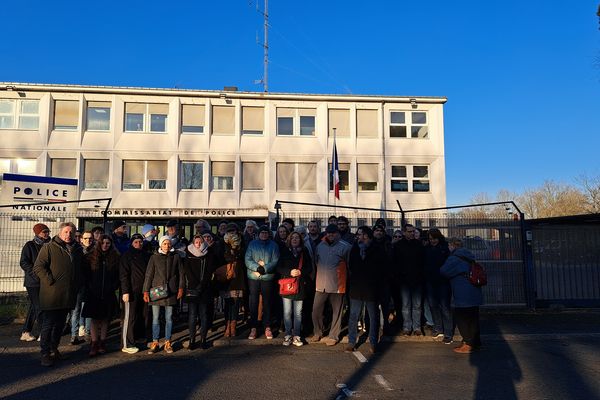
[141,224,155,236]
[33,223,49,235]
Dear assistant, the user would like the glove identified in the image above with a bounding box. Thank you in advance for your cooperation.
[143,292,150,303]
[177,288,184,300]
[257,266,266,275]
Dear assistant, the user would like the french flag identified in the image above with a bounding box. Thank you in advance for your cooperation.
[331,135,340,200]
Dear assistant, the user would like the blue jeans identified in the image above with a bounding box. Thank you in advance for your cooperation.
[151,305,173,341]
[348,299,378,345]
[70,291,90,337]
[401,284,423,331]
[282,298,303,337]
[426,281,453,338]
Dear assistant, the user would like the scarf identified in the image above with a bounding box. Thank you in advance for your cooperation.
[187,242,208,257]
[358,241,369,260]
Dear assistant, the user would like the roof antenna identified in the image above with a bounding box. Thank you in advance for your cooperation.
[253,0,269,92]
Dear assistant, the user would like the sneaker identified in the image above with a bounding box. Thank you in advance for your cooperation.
[121,346,139,354]
[292,336,303,347]
[248,328,257,340]
[148,341,160,354]
[282,335,292,346]
[433,333,444,341]
[324,337,338,346]
[443,337,453,345]
[70,336,82,345]
[164,340,173,354]
[265,327,273,340]
[412,330,422,337]
[78,326,86,337]
[453,343,473,354]
[401,330,411,336]
[20,332,36,342]
[41,354,54,367]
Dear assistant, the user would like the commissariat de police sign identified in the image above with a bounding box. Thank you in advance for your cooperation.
[1,173,78,212]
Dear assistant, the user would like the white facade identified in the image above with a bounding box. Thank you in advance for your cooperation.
[0,83,447,220]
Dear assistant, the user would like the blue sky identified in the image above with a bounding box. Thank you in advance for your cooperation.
[2,1,599,205]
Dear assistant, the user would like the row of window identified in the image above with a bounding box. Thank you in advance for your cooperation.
[1,158,430,193]
[0,99,428,139]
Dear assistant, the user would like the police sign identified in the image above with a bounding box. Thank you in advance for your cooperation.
[1,173,78,211]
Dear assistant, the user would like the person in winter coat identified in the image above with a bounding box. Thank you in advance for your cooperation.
[120,233,152,354]
[424,228,453,343]
[82,235,120,356]
[440,237,483,354]
[19,223,51,342]
[143,236,185,354]
[245,225,280,340]
[346,226,386,353]
[111,220,130,255]
[183,234,218,350]
[218,225,246,338]
[33,222,84,367]
[392,224,425,336]
[277,231,313,347]
[311,224,351,346]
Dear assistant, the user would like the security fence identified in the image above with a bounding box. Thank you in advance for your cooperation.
[0,199,110,298]
[275,200,527,307]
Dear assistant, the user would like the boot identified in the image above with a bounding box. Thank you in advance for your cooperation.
[230,320,237,337]
[89,341,98,357]
[199,333,207,350]
[188,333,196,351]
[98,340,107,354]
[224,321,231,338]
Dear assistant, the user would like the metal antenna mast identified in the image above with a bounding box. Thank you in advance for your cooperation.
[254,0,269,92]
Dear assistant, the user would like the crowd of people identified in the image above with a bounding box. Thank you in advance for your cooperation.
[19,216,483,367]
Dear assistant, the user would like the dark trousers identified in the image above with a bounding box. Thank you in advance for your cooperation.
[188,301,209,342]
[248,279,274,328]
[23,286,42,333]
[312,291,344,340]
[40,309,69,355]
[224,297,241,321]
[426,281,453,339]
[122,298,151,348]
[454,306,481,347]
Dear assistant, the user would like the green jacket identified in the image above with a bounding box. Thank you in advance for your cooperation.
[33,236,84,311]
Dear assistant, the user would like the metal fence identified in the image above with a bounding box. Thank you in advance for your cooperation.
[0,199,109,297]
[276,200,527,307]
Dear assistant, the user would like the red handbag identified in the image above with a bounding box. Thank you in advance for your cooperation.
[278,253,303,296]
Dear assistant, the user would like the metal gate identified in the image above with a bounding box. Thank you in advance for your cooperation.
[275,200,527,307]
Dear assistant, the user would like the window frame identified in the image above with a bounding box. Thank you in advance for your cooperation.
[390,111,428,139]
[241,161,265,191]
[83,159,110,190]
[391,164,430,193]
[0,99,40,131]
[53,100,80,131]
[276,108,317,137]
[122,160,168,191]
[328,162,350,192]
[276,162,317,193]
[124,103,169,134]
[181,104,205,135]
[357,163,379,192]
[86,101,111,132]
[180,161,204,190]
[210,161,235,191]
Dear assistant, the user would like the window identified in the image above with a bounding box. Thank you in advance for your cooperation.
[125,103,168,133]
[276,108,316,136]
[212,106,235,135]
[51,158,77,178]
[181,105,205,134]
[390,111,428,138]
[180,161,203,190]
[122,160,167,190]
[86,101,111,131]
[53,100,79,130]
[357,163,378,191]
[328,163,350,191]
[211,161,234,190]
[328,109,350,137]
[391,165,430,192]
[242,107,264,135]
[242,162,264,190]
[0,99,40,130]
[0,159,36,178]
[276,162,317,192]
[84,159,109,189]
[357,109,378,138]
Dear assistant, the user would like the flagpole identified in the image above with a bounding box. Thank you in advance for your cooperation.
[333,128,337,214]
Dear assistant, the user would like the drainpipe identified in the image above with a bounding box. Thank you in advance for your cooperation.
[381,102,387,212]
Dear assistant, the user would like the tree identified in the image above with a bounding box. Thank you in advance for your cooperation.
[576,174,600,213]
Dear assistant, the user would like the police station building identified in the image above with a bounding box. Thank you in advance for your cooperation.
[0,82,447,232]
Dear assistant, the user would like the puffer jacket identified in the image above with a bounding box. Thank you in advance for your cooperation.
[33,236,84,311]
[440,247,483,308]
[245,239,280,281]
[143,251,184,306]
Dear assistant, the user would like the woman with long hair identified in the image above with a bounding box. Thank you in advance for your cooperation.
[82,234,120,356]
[218,224,246,338]
[277,231,313,347]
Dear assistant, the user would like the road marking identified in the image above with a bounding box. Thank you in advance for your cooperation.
[352,350,368,363]
[374,374,394,391]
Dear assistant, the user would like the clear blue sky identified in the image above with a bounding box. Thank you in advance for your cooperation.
[2,1,599,205]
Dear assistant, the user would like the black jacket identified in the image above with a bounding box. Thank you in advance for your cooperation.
[143,251,184,306]
[182,245,218,303]
[424,241,450,284]
[120,246,151,300]
[348,241,386,302]
[277,247,313,301]
[33,236,84,311]
[393,239,425,287]
[20,237,48,287]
